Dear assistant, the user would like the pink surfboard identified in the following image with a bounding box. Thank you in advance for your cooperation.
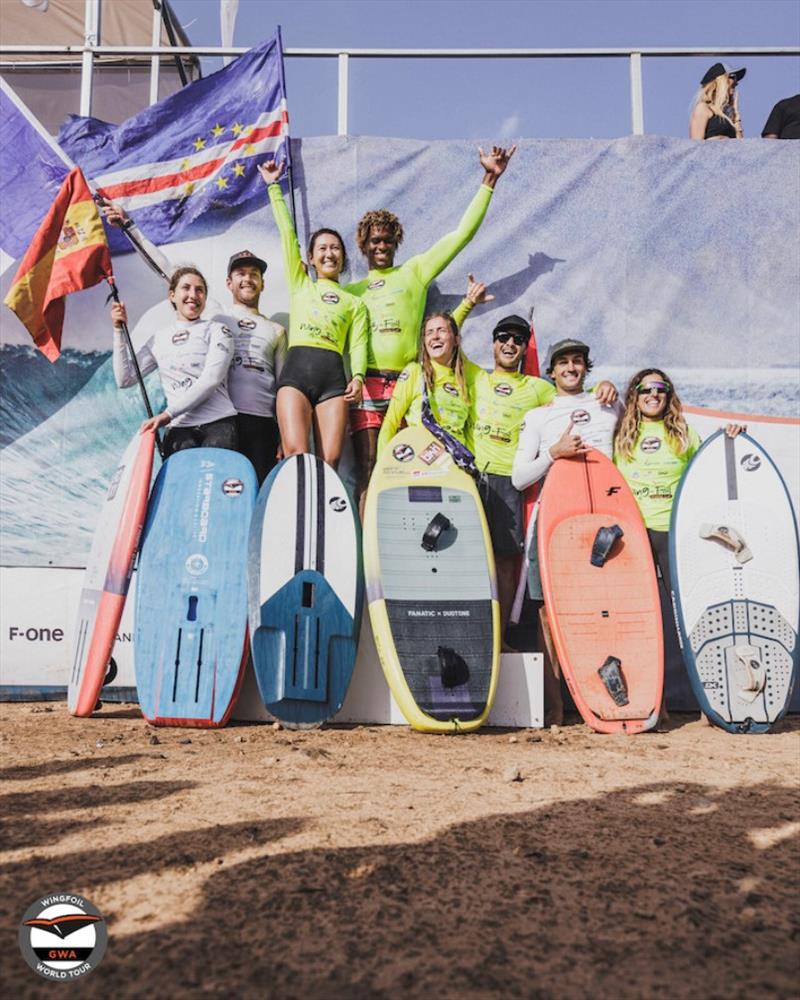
[68,429,155,717]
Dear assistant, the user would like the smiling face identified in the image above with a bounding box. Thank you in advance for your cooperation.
[365,225,398,270]
[309,231,344,281]
[168,272,207,322]
[226,265,263,308]
[492,330,528,372]
[636,374,671,421]
[551,351,588,395]
[423,315,458,366]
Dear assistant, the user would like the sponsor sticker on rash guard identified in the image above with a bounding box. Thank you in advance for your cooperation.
[493,382,513,396]
[238,318,257,331]
[367,279,385,290]
[172,329,190,345]
[443,383,459,397]
[640,436,661,453]
[321,292,340,305]
[571,409,591,425]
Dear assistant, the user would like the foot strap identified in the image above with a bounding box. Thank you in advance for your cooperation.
[422,513,452,552]
[438,646,469,688]
[590,524,624,567]
[699,523,753,564]
[598,655,629,706]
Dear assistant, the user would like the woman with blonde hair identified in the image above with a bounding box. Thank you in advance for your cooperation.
[376,311,475,473]
[689,62,745,139]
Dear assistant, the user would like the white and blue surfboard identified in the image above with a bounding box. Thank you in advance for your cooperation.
[135,448,256,727]
[670,430,799,733]
[248,454,362,728]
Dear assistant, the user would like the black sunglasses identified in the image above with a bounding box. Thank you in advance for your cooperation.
[494,331,529,347]
[636,381,671,396]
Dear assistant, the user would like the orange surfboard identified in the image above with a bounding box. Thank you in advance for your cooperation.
[538,448,663,734]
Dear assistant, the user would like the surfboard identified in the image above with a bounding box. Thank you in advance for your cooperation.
[538,448,663,734]
[670,430,798,733]
[248,454,362,728]
[364,426,500,733]
[68,429,155,717]
[135,447,256,727]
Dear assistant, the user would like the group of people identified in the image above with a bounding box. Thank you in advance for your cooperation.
[689,61,800,140]
[108,139,746,720]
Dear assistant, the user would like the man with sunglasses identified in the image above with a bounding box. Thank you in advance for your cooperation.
[462,306,556,646]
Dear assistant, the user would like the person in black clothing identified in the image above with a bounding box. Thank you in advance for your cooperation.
[689,62,745,140]
[762,94,800,139]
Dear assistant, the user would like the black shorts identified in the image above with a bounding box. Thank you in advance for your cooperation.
[277,346,347,405]
[236,412,281,486]
[163,415,238,457]
[479,472,524,558]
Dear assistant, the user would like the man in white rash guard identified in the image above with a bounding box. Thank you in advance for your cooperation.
[101,203,286,482]
[511,337,622,722]
[214,250,286,483]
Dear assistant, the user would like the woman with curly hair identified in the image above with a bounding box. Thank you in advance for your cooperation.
[614,369,744,656]
[689,62,745,139]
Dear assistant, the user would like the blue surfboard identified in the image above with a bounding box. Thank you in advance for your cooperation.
[135,448,256,727]
[248,454,363,728]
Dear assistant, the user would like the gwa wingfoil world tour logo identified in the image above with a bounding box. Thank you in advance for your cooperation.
[18,892,107,980]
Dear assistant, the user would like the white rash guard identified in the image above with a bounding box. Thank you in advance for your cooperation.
[211,304,286,418]
[511,391,623,491]
[113,317,236,427]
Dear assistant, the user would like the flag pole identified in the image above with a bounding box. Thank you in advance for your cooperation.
[107,279,165,459]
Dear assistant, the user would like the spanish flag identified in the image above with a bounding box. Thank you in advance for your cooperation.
[3,166,112,361]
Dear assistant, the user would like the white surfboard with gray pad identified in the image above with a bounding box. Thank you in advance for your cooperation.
[670,430,798,733]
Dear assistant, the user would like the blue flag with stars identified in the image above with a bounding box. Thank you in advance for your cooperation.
[58,29,290,246]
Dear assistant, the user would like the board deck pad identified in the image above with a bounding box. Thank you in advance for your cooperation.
[364,427,500,732]
[671,431,798,733]
[69,429,155,717]
[538,448,663,734]
[248,454,362,728]
[135,448,255,727]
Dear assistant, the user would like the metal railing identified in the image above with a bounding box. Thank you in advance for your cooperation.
[2,33,798,135]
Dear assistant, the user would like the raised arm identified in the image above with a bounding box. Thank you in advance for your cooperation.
[452,272,496,331]
[413,145,515,286]
[111,301,157,388]
[258,161,307,291]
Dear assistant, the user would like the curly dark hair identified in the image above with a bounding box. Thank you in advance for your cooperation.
[355,209,404,257]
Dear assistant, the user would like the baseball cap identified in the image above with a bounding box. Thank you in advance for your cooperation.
[227,249,267,276]
[701,63,746,87]
[492,314,531,340]
[545,338,590,371]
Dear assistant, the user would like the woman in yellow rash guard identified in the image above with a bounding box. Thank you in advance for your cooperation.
[376,312,471,455]
[257,160,369,469]
[348,144,516,505]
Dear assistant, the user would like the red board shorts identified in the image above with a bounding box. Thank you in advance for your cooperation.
[349,369,399,434]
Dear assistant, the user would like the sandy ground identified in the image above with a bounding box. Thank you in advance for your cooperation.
[1,703,799,999]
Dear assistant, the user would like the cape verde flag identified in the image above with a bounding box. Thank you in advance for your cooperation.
[58,29,289,245]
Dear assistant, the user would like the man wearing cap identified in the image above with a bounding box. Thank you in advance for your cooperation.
[690,63,745,140]
[452,280,555,644]
[214,251,286,484]
[511,339,621,720]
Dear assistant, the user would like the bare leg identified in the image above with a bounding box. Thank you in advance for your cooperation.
[312,395,349,468]
[496,556,518,652]
[277,386,313,456]
[538,605,563,727]
[352,426,379,518]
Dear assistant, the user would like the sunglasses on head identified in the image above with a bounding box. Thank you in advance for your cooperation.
[494,331,528,347]
[636,380,671,396]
